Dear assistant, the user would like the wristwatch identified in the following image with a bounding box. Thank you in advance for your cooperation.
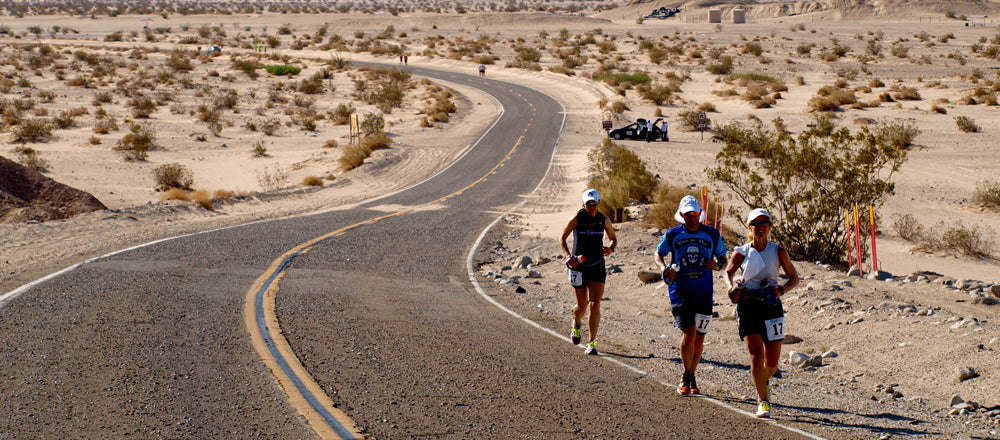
[777,285,785,295]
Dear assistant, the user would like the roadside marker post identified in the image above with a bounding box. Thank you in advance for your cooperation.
[853,204,863,277]
[869,205,879,272]
[845,209,853,272]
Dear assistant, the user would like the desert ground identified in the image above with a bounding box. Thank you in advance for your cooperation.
[2,0,1000,438]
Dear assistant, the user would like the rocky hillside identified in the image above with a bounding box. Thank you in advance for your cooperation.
[0,156,107,223]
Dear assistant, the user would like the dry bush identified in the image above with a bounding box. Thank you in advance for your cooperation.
[609,99,628,114]
[339,143,371,172]
[11,118,53,143]
[153,162,194,191]
[955,115,980,133]
[14,146,49,172]
[892,213,924,241]
[301,175,323,187]
[115,123,155,161]
[213,189,237,198]
[890,85,921,101]
[128,96,157,118]
[973,180,1000,209]
[643,183,696,229]
[251,139,268,157]
[323,139,339,148]
[872,119,920,149]
[257,166,288,191]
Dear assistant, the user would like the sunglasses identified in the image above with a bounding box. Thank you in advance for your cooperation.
[585,202,598,207]
[749,220,771,227]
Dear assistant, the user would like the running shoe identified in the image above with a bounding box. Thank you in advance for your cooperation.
[677,372,691,395]
[756,400,771,418]
[584,340,598,355]
[571,324,582,345]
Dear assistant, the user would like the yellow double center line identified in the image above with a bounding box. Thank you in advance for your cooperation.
[244,110,532,438]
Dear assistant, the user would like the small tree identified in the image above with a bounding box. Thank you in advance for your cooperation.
[360,112,384,135]
[707,119,909,264]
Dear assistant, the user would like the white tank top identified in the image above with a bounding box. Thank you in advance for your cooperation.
[736,241,779,290]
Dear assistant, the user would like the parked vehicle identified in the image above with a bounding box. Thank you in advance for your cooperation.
[607,118,669,141]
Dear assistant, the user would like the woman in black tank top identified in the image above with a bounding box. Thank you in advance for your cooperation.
[559,189,617,355]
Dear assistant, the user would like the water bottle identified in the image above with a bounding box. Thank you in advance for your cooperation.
[663,263,680,285]
[566,254,585,268]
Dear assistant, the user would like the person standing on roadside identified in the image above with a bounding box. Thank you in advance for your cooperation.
[645,119,654,142]
[560,189,617,355]
[478,64,486,77]
[655,195,727,396]
[724,208,799,419]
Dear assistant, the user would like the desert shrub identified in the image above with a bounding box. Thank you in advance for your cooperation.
[213,189,237,198]
[697,102,717,113]
[640,85,673,105]
[609,99,628,114]
[973,180,1000,209]
[937,223,995,258]
[263,65,301,75]
[93,117,119,134]
[166,51,193,72]
[297,72,325,94]
[706,56,734,75]
[12,118,52,143]
[231,58,260,78]
[323,139,339,148]
[359,133,392,151]
[339,143,372,171]
[360,112,385,135]
[955,115,980,132]
[301,175,323,187]
[331,103,355,124]
[707,119,908,264]
[890,85,921,101]
[586,139,658,213]
[153,162,194,191]
[871,119,920,149]
[643,184,696,229]
[115,123,155,161]
[593,72,651,89]
[260,118,281,136]
[678,110,710,131]
[128,96,157,118]
[892,213,925,241]
[257,166,288,191]
[251,139,268,157]
[13,146,49,172]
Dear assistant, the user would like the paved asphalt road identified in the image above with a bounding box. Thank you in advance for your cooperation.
[0,63,809,439]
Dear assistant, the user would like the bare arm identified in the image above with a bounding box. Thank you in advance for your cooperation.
[559,217,578,258]
[776,246,799,295]
[724,251,745,290]
[603,219,617,255]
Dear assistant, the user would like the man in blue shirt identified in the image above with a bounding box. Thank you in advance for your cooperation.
[655,195,728,395]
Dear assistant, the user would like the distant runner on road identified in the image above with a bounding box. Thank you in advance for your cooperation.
[560,189,617,355]
[478,64,486,77]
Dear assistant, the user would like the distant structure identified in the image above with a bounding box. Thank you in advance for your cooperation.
[645,6,681,19]
[708,8,722,23]
[733,8,746,23]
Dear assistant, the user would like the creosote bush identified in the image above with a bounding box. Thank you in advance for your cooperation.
[301,175,323,187]
[153,162,194,191]
[708,118,908,264]
[973,180,1000,209]
[115,123,156,161]
[586,138,658,215]
[955,115,980,133]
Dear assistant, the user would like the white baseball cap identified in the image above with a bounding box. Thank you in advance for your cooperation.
[746,208,772,224]
[673,195,701,223]
[582,188,599,204]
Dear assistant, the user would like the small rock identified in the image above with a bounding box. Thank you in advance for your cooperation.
[866,270,894,281]
[607,264,624,274]
[788,351,810,366]
[637,269,662,283]
[956,366,978,383]
[950,394,965,407]
[821,349,838,358]
[991,284,1000,298]
[515,255,533,268]
[783,335,803,344]
[526,270,542,279]
[515,286,527,294]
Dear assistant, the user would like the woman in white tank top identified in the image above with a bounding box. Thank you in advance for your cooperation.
[723,208,799,419]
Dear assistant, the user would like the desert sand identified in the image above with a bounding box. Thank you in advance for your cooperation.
[2,1,1000,437]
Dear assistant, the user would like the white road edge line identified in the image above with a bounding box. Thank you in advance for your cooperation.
[462,112,828,440]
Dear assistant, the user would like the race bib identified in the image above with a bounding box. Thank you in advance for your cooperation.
[764,317,785,342]
[694,313,713,334]
[568,270,584,287]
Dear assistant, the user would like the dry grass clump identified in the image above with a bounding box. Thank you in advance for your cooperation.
[322,139,339,149]
[809,84,857,111]
[421,86,457,124]
[301,175,323,187]
[11,118,52,143]
[890,84,921,101]
[13,146,49,172]
[973,180,1000,209]
[643,183,696,229]
[339,133,393,172]
[257,166,288,191]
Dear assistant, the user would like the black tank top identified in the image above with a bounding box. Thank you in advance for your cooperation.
[572,210,606,266]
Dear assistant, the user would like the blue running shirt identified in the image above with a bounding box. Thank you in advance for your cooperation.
[656,224,727,308]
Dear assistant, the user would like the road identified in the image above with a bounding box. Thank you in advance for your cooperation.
[0,62,808,439]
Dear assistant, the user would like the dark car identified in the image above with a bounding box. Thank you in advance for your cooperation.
[607,118,669,141]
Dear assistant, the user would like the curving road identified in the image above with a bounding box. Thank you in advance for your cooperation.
[0,63,808,439]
